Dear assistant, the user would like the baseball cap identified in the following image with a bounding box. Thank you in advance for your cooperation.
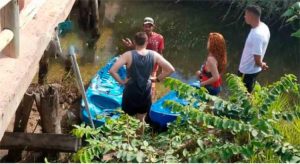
[144,17,154,25]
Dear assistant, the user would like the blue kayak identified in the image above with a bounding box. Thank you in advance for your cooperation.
[81,57,126,127]
[81,57,201,128]
[149,81,200,128]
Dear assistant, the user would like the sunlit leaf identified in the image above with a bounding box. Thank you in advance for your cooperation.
[282,8,294,17]
[291,29,300,38]
[136,151,144,163]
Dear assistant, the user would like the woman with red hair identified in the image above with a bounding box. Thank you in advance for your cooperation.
[196,32,227,95]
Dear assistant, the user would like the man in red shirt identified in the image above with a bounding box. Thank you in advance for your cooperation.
[122,17,165,100]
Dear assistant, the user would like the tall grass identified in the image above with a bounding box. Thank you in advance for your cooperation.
[275,119,300,146]
[248,93,300,163]
[249,149,281,163]
[271,94,300,146]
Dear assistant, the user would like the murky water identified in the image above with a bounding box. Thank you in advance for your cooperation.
[48,1,300,87]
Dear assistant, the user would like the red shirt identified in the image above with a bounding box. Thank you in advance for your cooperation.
[146,32,164,53]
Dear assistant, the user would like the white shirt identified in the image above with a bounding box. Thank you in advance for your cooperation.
[239,22,270,74]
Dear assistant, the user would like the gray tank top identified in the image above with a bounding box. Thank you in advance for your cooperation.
[126,50,154,92]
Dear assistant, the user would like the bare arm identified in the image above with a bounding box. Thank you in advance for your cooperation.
[201,57,219,86]
[254,55,268,70]
[122,38,134,49]
[109,52,129,85]
[152,52,175,82]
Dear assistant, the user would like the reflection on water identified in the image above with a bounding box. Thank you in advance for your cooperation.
[51,1,299,86]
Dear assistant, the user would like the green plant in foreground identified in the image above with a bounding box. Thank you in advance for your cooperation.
[72,74,300,163]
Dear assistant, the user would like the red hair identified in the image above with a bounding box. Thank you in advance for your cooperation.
[207,32,227,74]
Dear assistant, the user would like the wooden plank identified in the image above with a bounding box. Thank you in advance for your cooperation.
[19,0,47,29]
[0,29,14,52]
[0,132,81,152]
[0,0,75,141]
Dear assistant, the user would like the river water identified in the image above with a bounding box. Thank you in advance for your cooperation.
[49,1,300,90]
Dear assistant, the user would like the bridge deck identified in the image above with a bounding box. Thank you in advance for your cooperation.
[0,0,75,140]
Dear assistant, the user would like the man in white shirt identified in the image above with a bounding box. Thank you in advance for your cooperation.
[238,5,270,93]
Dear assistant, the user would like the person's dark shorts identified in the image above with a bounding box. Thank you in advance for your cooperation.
[237,71,260,93]
[122,85,152,116]
[205,85,221,95]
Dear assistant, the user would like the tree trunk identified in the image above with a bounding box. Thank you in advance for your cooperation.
[39,85,62,134]
[78,0,103,47]
[38,50,49,85]
[91,0,100,36]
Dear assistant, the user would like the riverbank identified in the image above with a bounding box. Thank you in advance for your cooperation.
[2,0,298,162]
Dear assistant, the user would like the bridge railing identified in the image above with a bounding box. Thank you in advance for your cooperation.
[0,0,19,58]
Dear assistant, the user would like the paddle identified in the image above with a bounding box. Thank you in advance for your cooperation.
[69,45,95,129]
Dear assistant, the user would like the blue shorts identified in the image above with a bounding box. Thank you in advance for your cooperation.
[205,85,221,95]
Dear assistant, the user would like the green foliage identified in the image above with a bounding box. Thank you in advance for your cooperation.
[71,74,300,163]
[225,74,254,121]
[218,0,298,24]
[72,113,159,163]
[282,2,300,38]
[258,74,298,115]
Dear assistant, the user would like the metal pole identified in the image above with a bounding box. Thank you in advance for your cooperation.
[12,0,19,58]
[68,45,95,128]
[55,28,63,54]
[54,27,65,60]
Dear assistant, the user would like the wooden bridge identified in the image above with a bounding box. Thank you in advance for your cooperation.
[0,0,75,141]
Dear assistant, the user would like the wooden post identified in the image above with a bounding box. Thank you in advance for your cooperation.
[91,0,102,45]
[93,0,100,34]
[93,0,100,24]
[38,54,49,85]
[13,92,35,132]
[64,58,72,73]
[0,0,19,58]
[5,91,35,162]
[38,85,62,134]
[35,84,62,160]
[77,0,102,46]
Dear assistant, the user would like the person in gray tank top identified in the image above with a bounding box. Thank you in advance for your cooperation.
[110,32,175,122]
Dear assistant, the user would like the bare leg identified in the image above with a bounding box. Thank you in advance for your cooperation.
[136,113,146,122]
[136,113,146,135]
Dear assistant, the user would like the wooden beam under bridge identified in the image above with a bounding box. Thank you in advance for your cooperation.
[0,132,81,152]
[0,0,75,141]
